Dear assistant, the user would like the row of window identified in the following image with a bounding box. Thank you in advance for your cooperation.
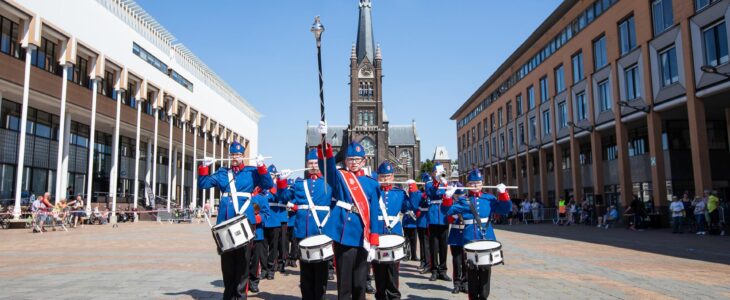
[0,15,22,59]
[132,42,194,92]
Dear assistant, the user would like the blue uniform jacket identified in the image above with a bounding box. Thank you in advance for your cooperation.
[263,187,288,228]
[197,166,273,225]
[250,193,271,241]
[416,192,430,229]
[402,190,422,229]
[375,187,410,236]
[320,156,382,247]
[278,177,333,239]
[445,193,512,243]
[425,181,449,225]
[447,214,465,246]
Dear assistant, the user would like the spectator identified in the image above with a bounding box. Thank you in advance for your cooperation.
[566,200,576,226]
[508,202,518,225]
[558,198,567,225]
[580,201,591,225]
[681,193,693,232]
[707,190,720,235]
[102,208,110,224]
[595,199,606,228]
[692,196,707,235]
[69,195,85,228]
[520,200,531,223]
[624,195,644,231]
[531,199,540,224]
[598,205,619,229]
[92,205,103,225]
[670,196,685,234]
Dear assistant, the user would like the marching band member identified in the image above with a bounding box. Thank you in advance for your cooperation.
[248,186,273,293]
[371,161,412,300]
[424,164,452,282]
[263,165,286,279]
[446,184,467,294]
[444,169,511,300]
[277,149,333,300]
[416,173,431,274]
[198,141,273,300]
[319,121,382,300]
[402,176,421,264]
[286,177,300,268]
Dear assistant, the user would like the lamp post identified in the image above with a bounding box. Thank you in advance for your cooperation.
[311,16,327,191]
[567,121,594,133]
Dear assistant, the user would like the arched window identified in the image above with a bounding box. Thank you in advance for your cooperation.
[360,137,375,156]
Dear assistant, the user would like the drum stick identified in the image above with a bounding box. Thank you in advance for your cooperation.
[195,156,272,162]
[273,168,311,175]
[380,181,426,185]
[203,212,213,228]
[438,185,519,190]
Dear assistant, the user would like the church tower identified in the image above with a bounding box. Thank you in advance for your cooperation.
[348,0,387,171]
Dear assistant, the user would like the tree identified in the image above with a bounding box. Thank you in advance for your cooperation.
[419,159,434,181]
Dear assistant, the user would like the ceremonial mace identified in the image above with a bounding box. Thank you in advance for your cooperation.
[312,16,327,193]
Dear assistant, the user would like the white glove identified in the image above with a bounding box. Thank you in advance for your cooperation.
[496,183,507,193]
[405,179,416,185]
[435,164,445,176]
[367,247,377,262]
[439,176,449,186]
[445,185,458,198]
[318,121,328,135]
[202,156,215,167]
[278,169,292,180]
[286,202,295,209]
[255,154,265,167]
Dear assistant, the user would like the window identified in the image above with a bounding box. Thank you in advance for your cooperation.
[542,110,551,135]
[529,117,537,141]
[618,16,637,55]
[518,123,525,145]
[516,95,523,116]
[659,46,679,87]
[696,0,720,11]
[133,42,168,74]
[652,0,674,35]
[484,141,490,160]
[628,135,647,157]
[506,102,512,124]
[509,129,514,150]
[579,144,592,165]
[0,16,22,59]
[32,37,59,74]
[171,70,194,92]
[101,71,114,97]
[498,108,503,127]
[703,21,729,67]
[572,52,584,82]
[357,110,375,126]
[1,99,20,131]
[562,148,571,169]
[555,65,565,92]
[576,92,588,121]
[491,137,497,157]
[539,77,549,103]
[500,133,505,153]
[593,35,607,70]
[558,102,568,129]
[490,113,495,132]
[598,80,611,112]
[71,56,90,88]
[527,86,535,110]
[624,64,640,100]
[603,136,618,161]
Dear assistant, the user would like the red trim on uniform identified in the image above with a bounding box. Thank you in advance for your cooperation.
[381,185,392,191]
[369,233,380,246]
[197,165,209,176]
[443,197,453,207]
[277,179,288,190]
[257,165,268,175]
[447,215,455,224]
[498,192,510,201]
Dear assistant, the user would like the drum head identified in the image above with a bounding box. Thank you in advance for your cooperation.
[214,214,247,229]
[379,234,405,248]
[300,234,332,247]
[464,240,501,251]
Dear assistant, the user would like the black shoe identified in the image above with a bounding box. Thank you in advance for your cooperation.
[267,272,275,280]
[461,285,468,293]
[366,282,375,294]
[452,287,460,294]
[278,265,286,274]
[420,268,430,275]
[249,285,259,293]
[439,274,452,281]
[328,272,334,280]
[429,273,438,281]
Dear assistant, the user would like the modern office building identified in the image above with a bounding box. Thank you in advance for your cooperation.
[451,0,729,214]
[0,0,261,218]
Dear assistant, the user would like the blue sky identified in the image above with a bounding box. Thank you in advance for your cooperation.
[137,0,562,171]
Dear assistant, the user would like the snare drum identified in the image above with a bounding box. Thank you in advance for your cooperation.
[211,214,254,253]
[464,240,503,267]
[374,234,406,264]
[299,234,334,263]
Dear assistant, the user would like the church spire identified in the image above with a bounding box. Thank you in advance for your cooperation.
[356,0,375,64]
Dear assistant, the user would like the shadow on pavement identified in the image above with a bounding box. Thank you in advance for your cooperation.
[165,289,222,299]
[495,223,730,265]
[210,280,223,287]
[251,292,302,299]
[404,282,451,292]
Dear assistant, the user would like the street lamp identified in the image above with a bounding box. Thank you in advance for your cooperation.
[311,16,327,192]
[617,101,651,113]
[567,121,593,133]
[700,65,730,78]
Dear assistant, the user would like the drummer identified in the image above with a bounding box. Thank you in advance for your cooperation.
[446,184,467,294]
[198,141,273,300]
[443,169,512,300]
[371,161,417,300]
[277,149,333,300]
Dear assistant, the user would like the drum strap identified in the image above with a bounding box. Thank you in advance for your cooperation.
[468,196,486,239]
[303,178,330,229]
[227,170,251,216]
[378,193,402,232]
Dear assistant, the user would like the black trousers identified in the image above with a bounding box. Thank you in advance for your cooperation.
[249,240,266,288]
[300,260,329,300]
[417,228,430,268]
[404,228,418,260]
[221,244,252,300]
[467,266,491,300]
[428,224,448,274]
[289,235,300,260]
[373,262,400,300]
[264,226,281,273]
[279,223,289,267]
[333,242,368,300]
[450,246,467,289]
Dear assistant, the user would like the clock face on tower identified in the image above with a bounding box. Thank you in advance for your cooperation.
[359,65,373,78]
[360,138,375,156]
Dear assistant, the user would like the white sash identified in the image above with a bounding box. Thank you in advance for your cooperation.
[303,178,330,229]
[227,170,251,216]
[378,191,402,231]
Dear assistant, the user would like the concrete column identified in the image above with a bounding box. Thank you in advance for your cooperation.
[515,155,524,198]
[84,78,98,213]
[615,122,632,208]
[167,115,173,212]
[647,111,667,211]
[553,143,563,204]
[590,131,604,202]
[110,88,123,220]
[145,138,152,206]
[12,44,35,219]
[569,135,582,202]
[191,125,197,209]
[526,151,534,200]
[538,148,548,205]
[180,122,186,209]
[152,108,159,197]
[61,113,71,198]
[172,147,178,205]
[133,97,142,221]
[54,64,70,202]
